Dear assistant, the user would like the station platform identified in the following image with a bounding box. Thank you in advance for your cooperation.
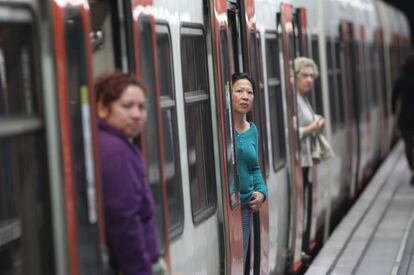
[306,142,414,275]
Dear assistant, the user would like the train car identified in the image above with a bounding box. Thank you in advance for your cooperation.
[0,0,411,275]
[0,0,106,274]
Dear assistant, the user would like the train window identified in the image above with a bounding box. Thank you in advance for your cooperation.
[389,45,396,82]
[310,35,323,115]
[0,10,54,275]
[367,44,378,106]
[137,16,166,251]
[63,7,102,272]
[250,31,269,177]
[369,43,379,106]
[156,23,184,239]
[219,28,239,208]
[294,9,309,57]
[265,33,286,171]
[378,41,387,113]
[326,39,338,133]
[354,41,362,117]
[335,39,346,127]
[180,27,217,223]
[361,42,370,112]
[0,42,35,115]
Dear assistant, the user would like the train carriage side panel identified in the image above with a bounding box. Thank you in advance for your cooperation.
[255,1,292,274]
[152,0,223,274]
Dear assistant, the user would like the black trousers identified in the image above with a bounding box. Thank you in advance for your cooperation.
[302,167,312,253]
[402,131,414,171]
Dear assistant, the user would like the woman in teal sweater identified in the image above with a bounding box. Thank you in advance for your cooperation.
[231,73,268,263]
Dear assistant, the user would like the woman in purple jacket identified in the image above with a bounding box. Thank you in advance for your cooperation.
[95,71,166,275]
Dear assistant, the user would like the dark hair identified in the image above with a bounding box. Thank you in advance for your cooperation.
[95,70,148,109]
[231,72,255,90]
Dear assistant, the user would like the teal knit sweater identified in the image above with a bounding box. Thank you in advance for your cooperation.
[236,123,268,207]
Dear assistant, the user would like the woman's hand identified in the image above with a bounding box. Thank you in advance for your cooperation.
[301,116,325,137]
[311,116,325,133]
[152,258,168,275]
[293,116,297,131]
[315,116,325,130]
[248,192,265,212]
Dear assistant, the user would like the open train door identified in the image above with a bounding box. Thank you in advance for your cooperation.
[241,0,270,274]
[227,0,270,273]
[358,25,375,185]
[340,21,360,200]
[279,3,305,273]
[238,0,270,274]
[51,1,107,273]
[294,6,318,254]
[207,0,244,274]
[375,28,390,160]
[129,0,171,270]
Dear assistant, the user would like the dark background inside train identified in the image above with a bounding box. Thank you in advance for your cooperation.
[384,0,414,44]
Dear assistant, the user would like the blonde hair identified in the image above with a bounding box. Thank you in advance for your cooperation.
[294,57,319,78]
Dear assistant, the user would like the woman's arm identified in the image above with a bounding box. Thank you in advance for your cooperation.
[250,160,267,212]
[251,128,268,205]
[300,117,325,138]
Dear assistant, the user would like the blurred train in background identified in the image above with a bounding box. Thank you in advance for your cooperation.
[0,0,410,274]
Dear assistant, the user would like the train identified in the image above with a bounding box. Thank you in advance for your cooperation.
[0,0,410,274]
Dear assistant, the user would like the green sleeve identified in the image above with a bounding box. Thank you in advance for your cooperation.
[252,126,268,200]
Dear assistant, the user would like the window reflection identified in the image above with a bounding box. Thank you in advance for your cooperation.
[138,17,166,250]
[156,24,184,238]
[266,36,286,171]
[181,29,217,223]
[0,16,54,275]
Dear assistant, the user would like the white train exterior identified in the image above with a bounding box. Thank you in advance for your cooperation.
[0,0,410,275]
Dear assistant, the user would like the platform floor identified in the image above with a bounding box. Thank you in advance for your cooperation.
[306,142,414,275]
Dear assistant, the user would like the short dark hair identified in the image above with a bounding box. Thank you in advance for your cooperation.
[95,70,148,110]
[231,72,255,91]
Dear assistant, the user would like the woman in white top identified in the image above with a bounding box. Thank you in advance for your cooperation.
[294,57,325,259]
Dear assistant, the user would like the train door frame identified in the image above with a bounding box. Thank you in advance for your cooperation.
[262,27,291,274]
[129,0,171,268]
[51,1,106,274]
[359,25,376,184]
[340,20,360,200]
[294,7,309,57]
[294,6,319,255]
[250,31,270,275]
[227,1,270,274]
[154,20,184,242]
[310,35,324,116]
[237,1,270,274]
[279,3,305,273]
[112,0,136,72]
[207,0,244,274]
[87,2,172,268]
[375,28,390,159]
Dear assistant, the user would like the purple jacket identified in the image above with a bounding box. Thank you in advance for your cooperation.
[98,120,160,275]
